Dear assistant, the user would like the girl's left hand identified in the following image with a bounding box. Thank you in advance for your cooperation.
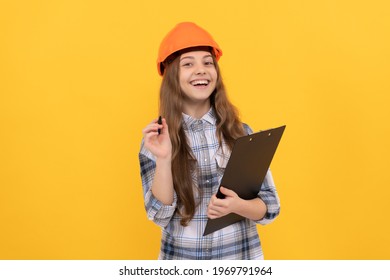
[207,187,241,219]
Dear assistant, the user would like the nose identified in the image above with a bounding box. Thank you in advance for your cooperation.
[195,65,206,75]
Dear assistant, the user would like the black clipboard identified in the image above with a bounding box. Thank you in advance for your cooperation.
[203,125,286,236]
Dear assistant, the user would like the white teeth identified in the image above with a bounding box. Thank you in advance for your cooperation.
[191,80,209,86]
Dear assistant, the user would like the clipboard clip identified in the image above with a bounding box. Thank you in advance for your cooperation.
[249,132,272,142]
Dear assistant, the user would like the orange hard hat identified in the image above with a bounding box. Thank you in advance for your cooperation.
[157,22,223,76]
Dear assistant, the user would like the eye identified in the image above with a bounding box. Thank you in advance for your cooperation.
[204,61,214,65]
[181,62,192,67]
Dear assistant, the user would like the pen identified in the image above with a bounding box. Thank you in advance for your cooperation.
[157,116,162,135]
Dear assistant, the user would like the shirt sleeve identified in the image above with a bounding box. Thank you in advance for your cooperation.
[243,123,281,225]
[256,169,281,225]
[139,140,177,228]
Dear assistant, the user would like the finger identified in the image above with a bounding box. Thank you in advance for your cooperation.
[220,186,236,197]
[161,118,169,135]
[208,212,218,219]
[143,131,159,143]
[208,213,220,219]
[211,200,226,209]
[207,208,222,219]
[208,196,223,209]
[143,126,160,141]
[209,194,217,204]
[209,194,228,208]
[207,207,227,219]
[143,123,162,135]
[208,202,226,213]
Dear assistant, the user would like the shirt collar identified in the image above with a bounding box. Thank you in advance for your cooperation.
[182,107,217,129]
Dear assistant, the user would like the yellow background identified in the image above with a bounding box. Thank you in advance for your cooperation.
[1,0,389,259]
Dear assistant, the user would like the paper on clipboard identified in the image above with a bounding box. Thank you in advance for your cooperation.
[203,125,286,236]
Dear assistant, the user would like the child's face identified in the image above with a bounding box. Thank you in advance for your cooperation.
[179,50,217,107]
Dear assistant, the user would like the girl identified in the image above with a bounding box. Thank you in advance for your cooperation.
[139,22,280,260]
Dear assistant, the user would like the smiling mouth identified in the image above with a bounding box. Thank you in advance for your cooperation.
[190,80,210,86]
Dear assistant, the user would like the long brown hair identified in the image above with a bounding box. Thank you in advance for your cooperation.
[159,51,245,226]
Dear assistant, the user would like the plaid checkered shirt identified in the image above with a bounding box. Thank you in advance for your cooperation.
[139,108,280,259]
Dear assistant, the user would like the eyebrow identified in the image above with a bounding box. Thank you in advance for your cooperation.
[180,54,213,61]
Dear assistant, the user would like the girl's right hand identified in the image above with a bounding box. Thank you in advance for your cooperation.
[142,118,172,160]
